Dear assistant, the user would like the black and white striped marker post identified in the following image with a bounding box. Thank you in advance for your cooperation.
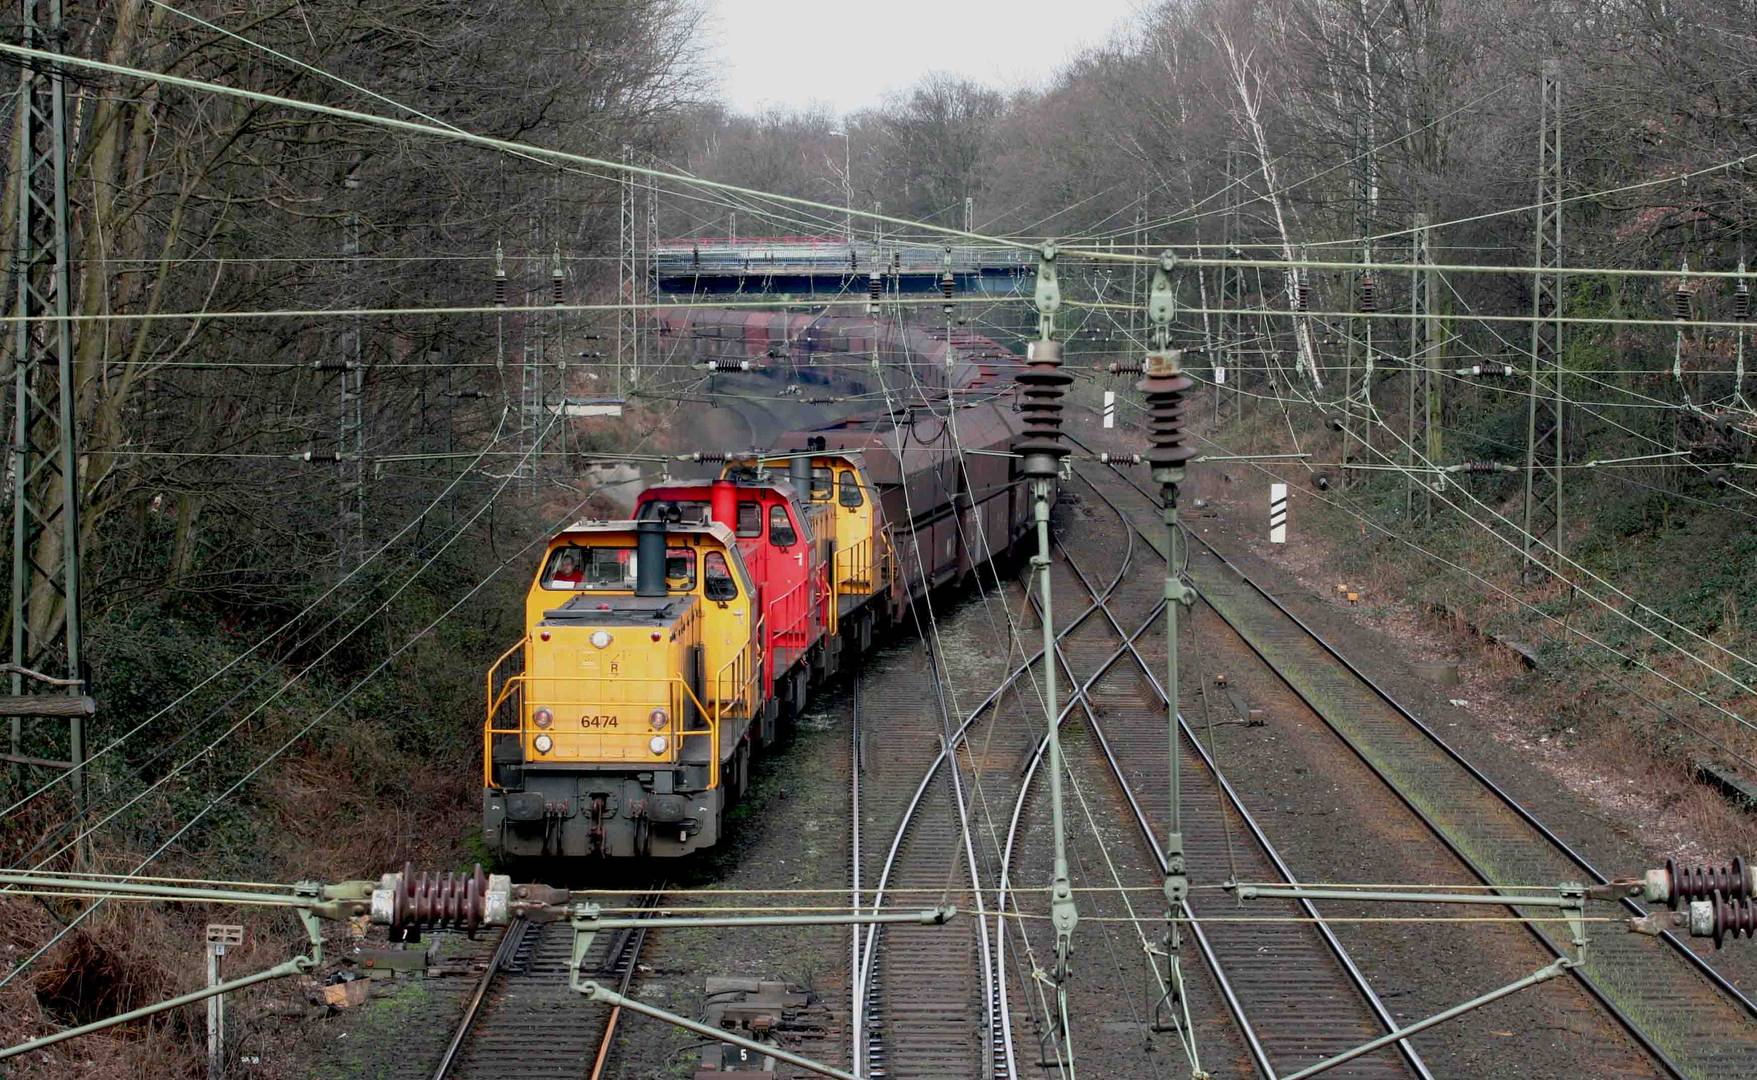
[1270,483,1287,543]
[1102,390,1116,428]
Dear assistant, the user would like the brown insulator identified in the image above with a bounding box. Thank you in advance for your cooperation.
[1295,281,1310,312]
[1664,856,1752,909]
[493,271,508,308]
[390,862,488,937]
[941,271,956,300]
[1135,350,1197,473]
[1014,339,1074,474]
[1359,275,1377,313]
[1735,282,1751,322]
[1709,892,1757,949]
[869,273,882,301]
[1108,360,1143,376]
[552,271,565,307]
[1674,284,1693,321]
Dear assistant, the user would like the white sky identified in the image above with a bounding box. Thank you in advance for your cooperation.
[706,0,1142,116]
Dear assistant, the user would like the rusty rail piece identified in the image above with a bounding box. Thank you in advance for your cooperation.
[430,888,661,1080]
[1068,439,1757,1078]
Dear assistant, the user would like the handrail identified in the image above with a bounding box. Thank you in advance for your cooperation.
[484,642,724,789]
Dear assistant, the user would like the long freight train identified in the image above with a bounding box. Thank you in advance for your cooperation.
[482,320,1041,859]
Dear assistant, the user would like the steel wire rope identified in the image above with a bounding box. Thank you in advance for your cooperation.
[874,304,1102,1076]
[1287,312,1757,703]
[4,376,707,989]
[21,36,1751,283]
[11,408,560,884]
[0,406,516,821]
[1080,293,1757,766]
[853,314,1027,1079]
[143,0,861,248]
[1099,384,1757,770]
[1342,406,1757,735]
[0,408,579,990]
[1078,79,1522,244]
[1094,283,1757,708]
[1,506,595,997]
[1038,539,1203,1070]
[1426,271,1757,501]
[914,332,1199,1077]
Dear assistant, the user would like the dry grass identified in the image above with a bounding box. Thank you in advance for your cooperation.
[0,736,478,1078]
[1192,400,1757,864]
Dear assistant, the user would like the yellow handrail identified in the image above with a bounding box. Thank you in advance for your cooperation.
[484,642,725,789]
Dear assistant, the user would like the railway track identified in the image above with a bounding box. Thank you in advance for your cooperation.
[433,890,661,1080]
[850,521,1182,1078]
[852,579,1027,1079]
[1069,444,1757,1079]
[993,483,1426,1079]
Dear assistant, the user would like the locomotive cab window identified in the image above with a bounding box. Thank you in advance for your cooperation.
[838,470,865,507]
[736,501,761,538]
[703,551,738,601]
[810,466,833,500]
[664,549,697,591]
[542,545,633,590]
[768,505,797,547]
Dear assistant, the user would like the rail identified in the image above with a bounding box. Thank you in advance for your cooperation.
[1068,439,1757,1076]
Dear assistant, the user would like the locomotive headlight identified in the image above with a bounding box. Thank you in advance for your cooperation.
[533,734,554,755]
[532,708,554,729]
[649,707,669,730]
[590,630,613,649]
[648,735,668,755]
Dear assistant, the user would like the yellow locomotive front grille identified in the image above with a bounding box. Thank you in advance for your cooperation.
[485,624,719,785]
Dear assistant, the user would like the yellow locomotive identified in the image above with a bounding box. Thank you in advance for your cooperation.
[483,399,1029,860]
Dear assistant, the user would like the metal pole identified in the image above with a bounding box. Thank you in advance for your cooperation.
[1422,216,1441,518]
[1521,57,1563,581]
[1015,246,1077,1046]
[1235,885,1582,908]
[204,926,242,1080]
[10,0,84,836]
[1408,213,1432,521]
[1136,258,1196,1056]
[849,689,863,1079]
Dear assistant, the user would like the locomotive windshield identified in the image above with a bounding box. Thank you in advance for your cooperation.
[541,544,697,591]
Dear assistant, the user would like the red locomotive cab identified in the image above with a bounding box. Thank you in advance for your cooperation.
[638,478,831,706]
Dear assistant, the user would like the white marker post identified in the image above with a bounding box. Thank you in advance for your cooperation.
[1102,390,1116,428]
[1213,365,1227,385]
[1269,483,1288,544]
[206,924,243,1079]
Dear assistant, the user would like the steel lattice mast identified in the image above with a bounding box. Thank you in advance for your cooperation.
[1521,58,1564,580]
[7,0,87,831]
